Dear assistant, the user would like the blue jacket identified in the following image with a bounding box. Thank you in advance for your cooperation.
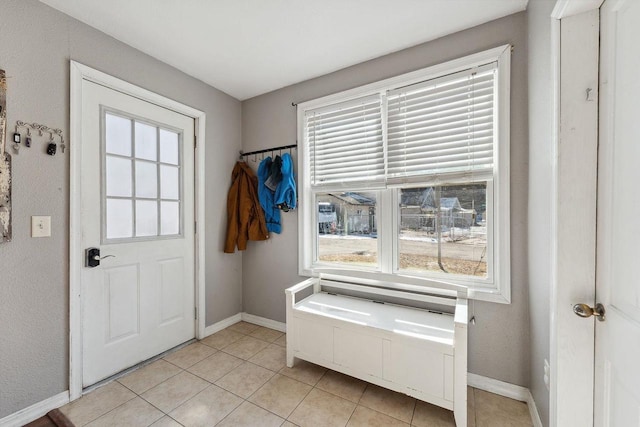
[275,153,297,211]
[257,157,281,234]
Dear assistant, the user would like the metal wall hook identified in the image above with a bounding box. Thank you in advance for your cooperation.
[238,144,297,160]
[13,121,66,154]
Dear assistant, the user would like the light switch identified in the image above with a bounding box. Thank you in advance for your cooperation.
[32,216,51,238]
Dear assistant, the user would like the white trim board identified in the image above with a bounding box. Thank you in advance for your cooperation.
[202,312,289,337]
[241,312,286,333]
[0,391,69,427]
[549,10,561,427]
[527,390,544,427]
[203,313,242,337]
[468,373,529,401]
[551,0,604,19]
[468,373,543,427]
[68,61,207,401]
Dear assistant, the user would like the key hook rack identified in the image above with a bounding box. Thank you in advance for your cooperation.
[13,121,66,155]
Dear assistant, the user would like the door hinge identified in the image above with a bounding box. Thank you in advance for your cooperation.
[194,135,197,149]
[195,307,198,320]
[194,220,197,233]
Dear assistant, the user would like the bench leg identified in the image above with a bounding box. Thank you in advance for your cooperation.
[454,321,468,427]
[286,353,295,368]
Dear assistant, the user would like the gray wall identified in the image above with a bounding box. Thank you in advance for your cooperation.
[0,0,242,418]
[242,12,531,387]
[526,0,556,425]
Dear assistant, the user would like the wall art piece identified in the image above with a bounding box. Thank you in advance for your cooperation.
[0,69,12,243]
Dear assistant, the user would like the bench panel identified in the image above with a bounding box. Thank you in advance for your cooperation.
[383,338,449,400]
[444,354,454,402]
[334,326,383,378]
[293,316,333,363]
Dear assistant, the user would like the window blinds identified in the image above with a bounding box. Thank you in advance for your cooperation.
[305,62,497,187]
[386,63,496,183]
[307,95,384,186]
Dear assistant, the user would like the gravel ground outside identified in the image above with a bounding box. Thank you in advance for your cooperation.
[318,229,487,277]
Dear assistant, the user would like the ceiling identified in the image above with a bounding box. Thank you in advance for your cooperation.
[40,0,528,100]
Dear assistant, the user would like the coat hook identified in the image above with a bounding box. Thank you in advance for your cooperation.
[586,88,595,102]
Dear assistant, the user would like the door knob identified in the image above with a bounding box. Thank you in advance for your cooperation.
[573,303,605,321]
[85,247,115,268]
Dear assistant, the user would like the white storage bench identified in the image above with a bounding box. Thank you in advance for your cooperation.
[286,275,468,426]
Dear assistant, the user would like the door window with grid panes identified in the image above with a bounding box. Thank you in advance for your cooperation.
[103,110,182,241]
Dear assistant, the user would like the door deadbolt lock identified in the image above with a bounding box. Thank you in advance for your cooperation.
[85,247,115,268]
[573,303,606,321]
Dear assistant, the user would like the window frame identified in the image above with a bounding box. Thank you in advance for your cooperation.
[100,107,185,244]
[297,45,511,303]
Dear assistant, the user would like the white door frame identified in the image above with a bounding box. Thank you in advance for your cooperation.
[68,61,207,400]
[549,1,604,426]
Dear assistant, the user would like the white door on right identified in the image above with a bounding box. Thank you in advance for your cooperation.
[595,0,640,425]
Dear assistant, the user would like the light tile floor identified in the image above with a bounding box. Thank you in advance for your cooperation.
[59,322,533,427]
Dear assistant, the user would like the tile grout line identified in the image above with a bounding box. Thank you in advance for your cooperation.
[357,383,417,425]
[203,323,281,426]
[75,323,496,427]
[242,387,291,423]
[63,324,274,427]
[472,387,477,427]
[206,390,245,427]
[278,367,328,424]
[77,392,139,427]
[409,396,417,426]
[134,366,217,420]
[342,392,358,427]
[240,366,322,422]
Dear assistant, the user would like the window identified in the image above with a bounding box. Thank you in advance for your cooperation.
[103,110,183,242]
[298,46,511,302]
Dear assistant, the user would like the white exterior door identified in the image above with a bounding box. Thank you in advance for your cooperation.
[80,80,195,387]
[594,0,640,424]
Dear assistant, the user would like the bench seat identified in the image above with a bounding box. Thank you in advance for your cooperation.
[286,276,467,427]
[295,292,455,347]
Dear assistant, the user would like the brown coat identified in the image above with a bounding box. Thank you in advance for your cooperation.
[224,161,269,253]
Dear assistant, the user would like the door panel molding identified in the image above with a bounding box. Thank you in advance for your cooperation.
[69,61,206,400]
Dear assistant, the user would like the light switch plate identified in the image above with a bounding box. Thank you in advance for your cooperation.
[32,216,51,238]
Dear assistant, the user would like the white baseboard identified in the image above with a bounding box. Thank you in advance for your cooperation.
[241,312,286,332]
[468,373,543,427]
[202,312,285,338]
[0,391,69,427]
[467,373,529,401]
[203,313,242,337]
[526,389,544,427]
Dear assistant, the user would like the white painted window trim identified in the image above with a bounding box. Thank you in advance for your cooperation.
[69,61,207,400]
[297,46,511,303]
